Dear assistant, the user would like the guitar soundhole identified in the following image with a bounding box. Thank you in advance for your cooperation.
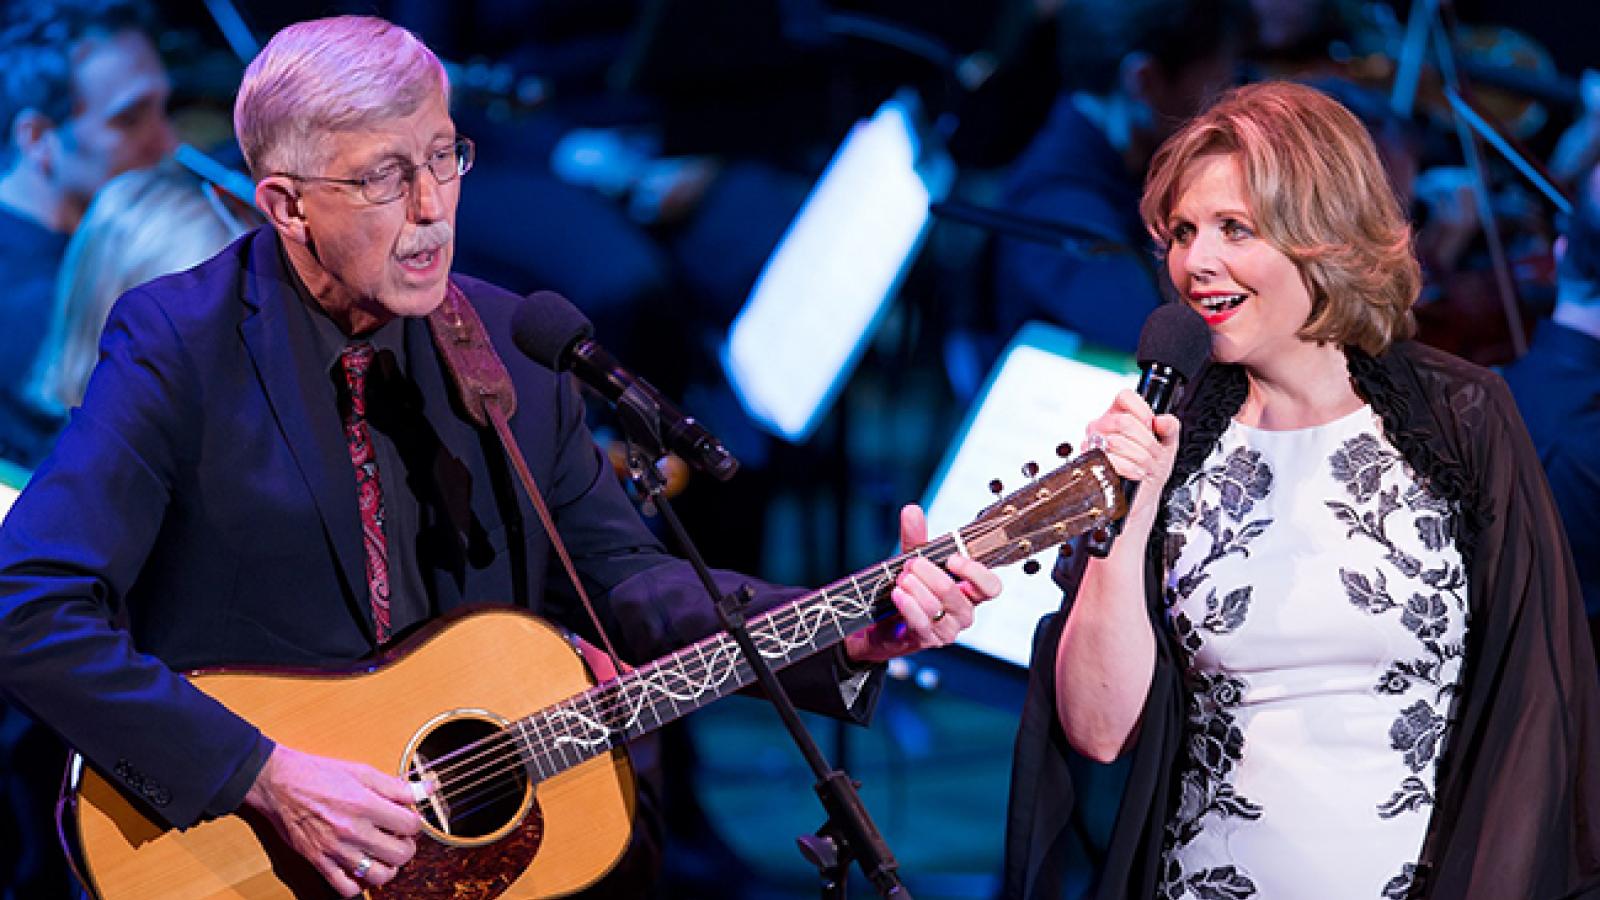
[411,714,534,845]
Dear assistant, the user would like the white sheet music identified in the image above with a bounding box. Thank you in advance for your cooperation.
[0,486,16,523]
[922,323,1136,667]
[722,92,953,442]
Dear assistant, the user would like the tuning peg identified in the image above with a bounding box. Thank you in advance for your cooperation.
[1021,461,1040,479]
[1022,559,1042,575]
[1090,527,1110,544]
[1060,544,1072,558]
[988,478,1004,496]
[1055,442,1073,458]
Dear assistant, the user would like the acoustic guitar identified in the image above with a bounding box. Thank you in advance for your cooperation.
[63,449,1125,899]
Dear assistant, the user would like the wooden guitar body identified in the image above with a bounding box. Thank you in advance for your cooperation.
[65,448,1127,899]
[68,608,635,899]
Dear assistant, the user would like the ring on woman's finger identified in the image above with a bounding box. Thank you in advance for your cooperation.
[1084,433,1109,452]
[352,855,374,881]
[930,608,948,623]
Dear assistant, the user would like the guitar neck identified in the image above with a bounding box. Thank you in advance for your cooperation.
[511,532,966,783]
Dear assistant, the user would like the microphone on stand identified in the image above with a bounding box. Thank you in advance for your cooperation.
[1087,303,1212,556]
[510,291,740,481]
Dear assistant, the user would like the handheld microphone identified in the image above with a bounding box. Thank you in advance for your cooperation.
[1133,302,1212,419]
[510,291,740,481]
[1087,303,1211,555]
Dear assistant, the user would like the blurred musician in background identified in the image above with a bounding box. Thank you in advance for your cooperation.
[0,3,174,897]
[988,0,1245,356]
[0,0,175,470]
[1503,162,1600,659]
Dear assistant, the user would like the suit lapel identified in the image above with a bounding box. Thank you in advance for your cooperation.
[238,232,371,634]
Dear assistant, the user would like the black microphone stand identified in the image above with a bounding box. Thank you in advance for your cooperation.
[610,383,913,899]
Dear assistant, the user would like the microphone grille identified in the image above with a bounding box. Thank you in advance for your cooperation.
[1136,303,1211,381]
[511,291,594,371]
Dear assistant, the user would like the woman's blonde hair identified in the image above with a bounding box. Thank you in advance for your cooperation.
[1140,80,1420,356]
[26,162,248,411]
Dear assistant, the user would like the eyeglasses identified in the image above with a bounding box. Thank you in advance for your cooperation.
[278,136,475,204]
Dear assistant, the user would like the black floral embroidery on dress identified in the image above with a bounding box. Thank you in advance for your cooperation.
[1325,431,1467,856]
[1389,700,1447,772]
[1341,568,1400,614]
[1166,450,1274,614]
[1189,697,1247,773]
[1186,866,1258,900]
[1201,587,1252,633]
[1170,483,1199,528]
[1400,593,1449,640]
[1159,446,1275,899]
[1377,776,1435,819]
[1210,447,1274,518]
[1382,863,1418,899]
[1404,482,1454,554]
[1329,485,1422,577]
[1172,611,1206,655]
[1329,433,1398,502]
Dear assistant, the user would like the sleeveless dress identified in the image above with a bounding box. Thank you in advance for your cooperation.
[1158,406,1469,900]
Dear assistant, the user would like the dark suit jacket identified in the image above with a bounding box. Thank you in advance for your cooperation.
[0,227,873,829]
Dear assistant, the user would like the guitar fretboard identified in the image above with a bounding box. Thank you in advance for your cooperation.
[509,534,965,783]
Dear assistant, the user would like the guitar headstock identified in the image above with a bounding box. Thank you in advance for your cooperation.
[962,446,1126,572]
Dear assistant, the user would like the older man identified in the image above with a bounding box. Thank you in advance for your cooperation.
[0,16,999,897]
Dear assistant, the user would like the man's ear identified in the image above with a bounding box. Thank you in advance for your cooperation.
[255,176,308,244]
[10,109,57,173]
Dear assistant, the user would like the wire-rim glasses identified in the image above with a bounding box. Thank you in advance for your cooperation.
[276,136,475,204]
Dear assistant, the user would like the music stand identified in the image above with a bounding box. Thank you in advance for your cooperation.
[721,89,955,443]
[0,458,29,523]
[921,322,1135,667]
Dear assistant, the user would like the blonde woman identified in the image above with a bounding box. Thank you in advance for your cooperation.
[20,162,249,453]
[1006,81,1600,899]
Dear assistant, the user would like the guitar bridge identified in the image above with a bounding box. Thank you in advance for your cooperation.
[410,753,453,835]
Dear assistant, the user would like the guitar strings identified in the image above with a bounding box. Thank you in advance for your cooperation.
[414,502,1095,822]
[414,507,1083,820]
[417,565,907,817]
[417,501,1095,819]
[413,526,976,789]
[407,528,974,818]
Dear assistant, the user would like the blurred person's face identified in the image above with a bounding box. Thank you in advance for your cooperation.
[282,90,461,334]
[1164,153,1314,369]
[54,29,175,204]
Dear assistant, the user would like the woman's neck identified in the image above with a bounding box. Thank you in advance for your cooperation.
[1234,343,1365,430]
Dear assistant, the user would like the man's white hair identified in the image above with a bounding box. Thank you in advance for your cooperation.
[233,15,449,178]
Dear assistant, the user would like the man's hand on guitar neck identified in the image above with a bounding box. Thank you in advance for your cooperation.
[843,504,1003,665]
[243,744,435,896]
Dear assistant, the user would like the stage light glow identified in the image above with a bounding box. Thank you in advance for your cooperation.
[723,92,953,443]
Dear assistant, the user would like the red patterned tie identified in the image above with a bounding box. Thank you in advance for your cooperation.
[339,343,391,642]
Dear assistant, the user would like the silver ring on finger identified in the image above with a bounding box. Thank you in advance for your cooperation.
[1084,433,1109,452]
[930,608,948,623]
[353,855,374,881]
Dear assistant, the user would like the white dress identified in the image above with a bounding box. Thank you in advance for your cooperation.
[1158,406,1469,900]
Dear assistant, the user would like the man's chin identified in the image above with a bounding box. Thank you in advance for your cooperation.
[383,278,451,320]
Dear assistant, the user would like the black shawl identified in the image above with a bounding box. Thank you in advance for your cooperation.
[1003,341,1600,899]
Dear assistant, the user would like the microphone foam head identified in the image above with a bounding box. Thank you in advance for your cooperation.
[511,291,594,371]
[1136,303,1212,381]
